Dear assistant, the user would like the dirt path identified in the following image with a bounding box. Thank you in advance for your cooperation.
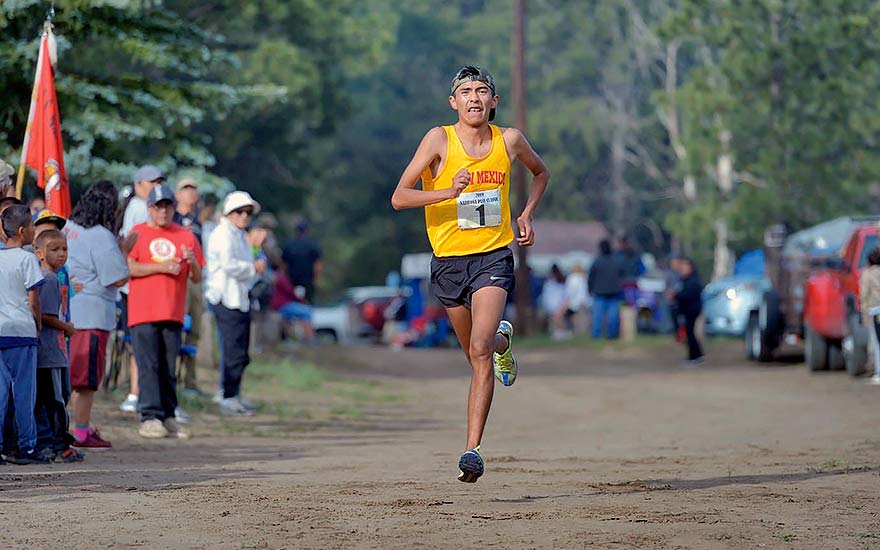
[2,339,880,549]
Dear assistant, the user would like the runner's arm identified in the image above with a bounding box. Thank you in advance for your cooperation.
[391,128,457,210]
[506,128,550,246]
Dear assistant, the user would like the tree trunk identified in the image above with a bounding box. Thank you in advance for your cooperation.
[610,121,628,236]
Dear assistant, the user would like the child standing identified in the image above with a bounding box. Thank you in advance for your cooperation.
[33,229,83,462]
[0,204,49,464]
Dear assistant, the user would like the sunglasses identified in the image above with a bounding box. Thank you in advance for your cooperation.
[231,208,254,217]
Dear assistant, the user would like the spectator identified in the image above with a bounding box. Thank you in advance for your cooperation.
[270,266,316,343]
[540,264,567,337]
[118,165,165,415]
[32,229,82,462]
[206,191,266,416]
[281,220,322,303]
[859,247,880,385]
[662,256,683,340]
[28,196,45,215]
[64,181,134,449]
[0,204,48,464]
[674,257,704,364]
[127,185,203,439]
[589,239,625,339]
[555,263,589,337]
[174,178,204,398]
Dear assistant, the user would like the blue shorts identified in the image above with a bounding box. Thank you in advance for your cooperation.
[279,302,312,321]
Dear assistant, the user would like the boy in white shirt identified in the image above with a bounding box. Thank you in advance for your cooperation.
[0,204,50,464]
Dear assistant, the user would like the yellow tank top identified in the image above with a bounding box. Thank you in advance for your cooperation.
[422,124,514,257]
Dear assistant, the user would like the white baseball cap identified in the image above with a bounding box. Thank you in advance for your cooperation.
[222,190,261,216]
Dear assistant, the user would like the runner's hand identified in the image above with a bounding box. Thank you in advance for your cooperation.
[62,322,76,338]
[449,168,471,199]
[119,232,139,255]
[516,214,535,247]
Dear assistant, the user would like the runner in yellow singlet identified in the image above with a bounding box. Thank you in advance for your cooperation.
[391,66,550,483]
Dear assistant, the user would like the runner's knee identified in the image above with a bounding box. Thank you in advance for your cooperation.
[469,337,495,363]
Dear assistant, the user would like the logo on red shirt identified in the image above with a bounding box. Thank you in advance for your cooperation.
[149,237,177,263]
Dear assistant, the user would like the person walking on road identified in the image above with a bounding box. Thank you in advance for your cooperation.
[859,247,880,384]
[390,65,550,483]
[674,257,704,364]
[588,239,625,339]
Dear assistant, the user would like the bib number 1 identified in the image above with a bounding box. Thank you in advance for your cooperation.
[456,188,502,230]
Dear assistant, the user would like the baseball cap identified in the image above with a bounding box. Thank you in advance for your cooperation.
[147,184,177,206]
[32,208,66,229]
[450,65,497,121]
[222,190,261,216]
[133,164,166,184]
[176,177,198,192]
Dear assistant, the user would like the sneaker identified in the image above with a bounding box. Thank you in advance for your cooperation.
[54,447,85,463]
[219,397,255,417]
[72,428,112,449]
[684,356,706,367]
[7,449,50,465]
[174,406,192,424]
[119,393,138,413]
[458,447,484,483]
[138,419,169,439]
[237,396,257,412]
[493,320,517,386]
[212,390,224,404]
[867,374,880,385]
[163,418,191,440]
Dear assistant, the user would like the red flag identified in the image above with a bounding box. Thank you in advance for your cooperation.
[18,28,71,217]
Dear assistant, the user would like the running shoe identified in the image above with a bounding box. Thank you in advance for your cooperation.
[493,320,517,386]
[119,393,138,413]
[7,449,50,465]
[73,428,112,449]
[867,374,880,385]
[458,446,484,483]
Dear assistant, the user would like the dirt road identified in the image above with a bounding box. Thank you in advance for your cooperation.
[2,339,879,549]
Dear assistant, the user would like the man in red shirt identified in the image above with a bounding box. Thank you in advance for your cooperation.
[128,184,205,439]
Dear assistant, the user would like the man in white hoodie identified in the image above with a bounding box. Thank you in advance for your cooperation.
[205,191,266,416]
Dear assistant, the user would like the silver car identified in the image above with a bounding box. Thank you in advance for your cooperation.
[702,275,771,336]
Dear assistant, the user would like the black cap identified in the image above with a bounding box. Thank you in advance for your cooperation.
[147,184,177,207]
[451,65,497,121]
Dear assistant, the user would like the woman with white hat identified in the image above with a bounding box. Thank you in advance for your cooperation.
[205,191,266,416]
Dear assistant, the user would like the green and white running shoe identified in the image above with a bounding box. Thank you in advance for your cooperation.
[493,320,517,386]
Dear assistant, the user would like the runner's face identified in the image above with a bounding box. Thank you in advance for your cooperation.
[449,81,498,126]
[149,201,175,227]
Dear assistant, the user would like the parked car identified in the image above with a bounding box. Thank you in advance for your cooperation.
[702,275,771,336]
[312,286,408,344]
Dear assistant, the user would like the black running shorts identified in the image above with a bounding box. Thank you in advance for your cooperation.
[430,247,515,309]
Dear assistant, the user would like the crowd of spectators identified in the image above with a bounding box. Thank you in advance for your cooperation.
[0,160,322,464]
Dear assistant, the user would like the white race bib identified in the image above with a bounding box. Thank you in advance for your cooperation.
[456,188,502,230]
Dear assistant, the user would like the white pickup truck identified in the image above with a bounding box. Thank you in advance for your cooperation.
[312,286,408,344]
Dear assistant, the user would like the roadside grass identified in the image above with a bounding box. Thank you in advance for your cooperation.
[238,357,402,427]
[99,356,403,437]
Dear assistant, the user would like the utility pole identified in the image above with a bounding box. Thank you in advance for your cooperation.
[512,0,533,334]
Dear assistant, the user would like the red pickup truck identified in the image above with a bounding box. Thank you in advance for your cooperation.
[746,218,880,375]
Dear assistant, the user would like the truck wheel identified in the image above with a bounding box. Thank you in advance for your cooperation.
[827,341,845,370]
[746,312,773,362]
[759,290,783,349]
[844,321,868,377]
[805,323,828,371]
